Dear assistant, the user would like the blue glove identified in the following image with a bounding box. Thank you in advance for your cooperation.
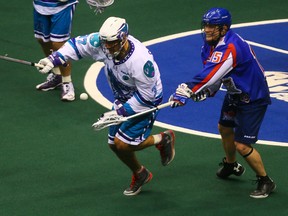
[113,100,129,116]
[169,83,193,108]
[169,93,189,108]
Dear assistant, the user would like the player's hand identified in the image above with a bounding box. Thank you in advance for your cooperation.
[169,83,193,108]
[169,93,189,108]
[113,100,129,116]
[191,91,207,102]
[38,57,54,74]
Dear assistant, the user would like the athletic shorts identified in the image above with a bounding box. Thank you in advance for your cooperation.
[108,111,158,146]
[33,4,76,42]
[219,94,268,144]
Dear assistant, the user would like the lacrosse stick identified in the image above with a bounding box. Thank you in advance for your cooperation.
[0,54,44,68]
[92,101,173,131]
[86,0,114,14]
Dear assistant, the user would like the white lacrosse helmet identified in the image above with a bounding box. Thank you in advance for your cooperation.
[86,0,114,14]
[99,17,129,58]
[99,17,128,41]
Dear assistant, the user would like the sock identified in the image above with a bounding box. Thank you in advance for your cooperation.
[152,134,162,145]
[62,75,72,83]
[52,67,61,75]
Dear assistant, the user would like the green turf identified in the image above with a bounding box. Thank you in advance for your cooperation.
[1,0,288,216]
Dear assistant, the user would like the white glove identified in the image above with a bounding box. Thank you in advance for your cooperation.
[176,83,193,98]
[169,83,193,108]
[38,57,54,74]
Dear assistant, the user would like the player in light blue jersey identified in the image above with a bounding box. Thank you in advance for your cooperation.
[33,0,79,101]
[170,8,275,198]
[33,0,114,101]
[37,17,176,196]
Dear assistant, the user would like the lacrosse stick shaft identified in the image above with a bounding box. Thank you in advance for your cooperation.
[126,101,173,120]
[92,101,173,131]
[0,55,44,68]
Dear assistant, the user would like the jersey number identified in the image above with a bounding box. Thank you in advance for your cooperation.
[211,51,223,63]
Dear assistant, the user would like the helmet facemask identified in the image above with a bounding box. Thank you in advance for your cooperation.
[201,23,227,46]
[100,35,128,60]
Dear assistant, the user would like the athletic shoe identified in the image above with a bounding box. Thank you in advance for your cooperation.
[216,157,245,179]
[156,130,175,166]
[250,175,276,198]
[123,166,153,196]
[36,73,62,91]
[61,82,75,101]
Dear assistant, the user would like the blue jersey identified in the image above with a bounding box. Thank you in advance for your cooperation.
[186,30,271,105]
[33,0,78,15]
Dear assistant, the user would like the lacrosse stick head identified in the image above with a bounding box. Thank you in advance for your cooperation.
[86,0,114,14]
[92,110,127,131]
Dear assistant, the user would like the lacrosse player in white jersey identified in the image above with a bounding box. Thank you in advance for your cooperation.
[33,0,114,101]
[37,16,176,196]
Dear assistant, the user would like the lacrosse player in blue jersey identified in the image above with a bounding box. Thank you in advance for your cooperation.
[170,7,275,198]
[37,16,176,196]
[33,0,114,101]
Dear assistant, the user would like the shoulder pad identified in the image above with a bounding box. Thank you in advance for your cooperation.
[89,33,101,48]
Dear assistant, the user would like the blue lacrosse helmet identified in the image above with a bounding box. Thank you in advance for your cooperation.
[202,7,232,29]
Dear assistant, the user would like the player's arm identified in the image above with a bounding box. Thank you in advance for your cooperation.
[170,46,235,107]
[37,33,102,74]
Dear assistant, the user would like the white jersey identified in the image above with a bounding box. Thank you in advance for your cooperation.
[33,0,78,15]
[57,33,163,113]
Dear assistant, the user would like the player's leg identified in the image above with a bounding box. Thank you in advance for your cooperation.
[108,111,175,195]
[33,9,62,91]
[218,124,236,163]
[216,95,245,178]
[50,4,77,101]
[234,103,276,198]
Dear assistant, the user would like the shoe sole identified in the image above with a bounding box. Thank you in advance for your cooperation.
[36,83,62,91]
[61,97,75,102]
[123,172,153,196]
[163,130,175,166]
[249,183,276,199]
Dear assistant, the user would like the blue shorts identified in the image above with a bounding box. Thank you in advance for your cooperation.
[219,94,268,144]
[33,4,76,42]
[108,111,158,146]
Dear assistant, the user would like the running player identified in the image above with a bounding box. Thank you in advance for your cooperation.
[169,7,276,198]
[37,16,176,196]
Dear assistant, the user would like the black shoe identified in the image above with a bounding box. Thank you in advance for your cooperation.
[250,175,276,198]
[123,167,153,196]
[216,157,245,179]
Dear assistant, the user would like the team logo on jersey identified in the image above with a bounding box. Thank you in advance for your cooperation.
[143,60,155,78]
[266,71,288,102]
